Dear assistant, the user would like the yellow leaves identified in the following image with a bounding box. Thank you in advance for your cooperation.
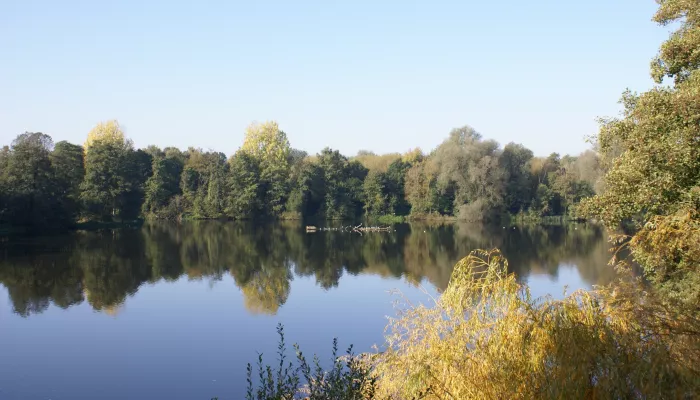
[402,148,424,164]
[240,121,290,169]
[369,249,700,399]
[353,152,401,173]
[239,268,291,315]
[84,120,126,152]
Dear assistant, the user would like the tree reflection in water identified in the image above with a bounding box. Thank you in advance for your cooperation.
[0,221,613,317]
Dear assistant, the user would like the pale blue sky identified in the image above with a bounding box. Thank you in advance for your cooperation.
[0,0,672,157]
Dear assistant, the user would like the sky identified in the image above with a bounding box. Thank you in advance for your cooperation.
[0,0,673,157]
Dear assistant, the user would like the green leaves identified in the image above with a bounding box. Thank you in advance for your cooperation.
[0,132,76,229]
[581,0,700,305]
[651,0,700,84]
[2,120,601,227]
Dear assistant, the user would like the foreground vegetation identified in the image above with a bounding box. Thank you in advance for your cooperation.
[0,124,600,230]
[243,250,698,399]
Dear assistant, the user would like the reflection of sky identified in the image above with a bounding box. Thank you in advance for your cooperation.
[0,261,592,400]
[524,263,591,300]
[0,272,434,400]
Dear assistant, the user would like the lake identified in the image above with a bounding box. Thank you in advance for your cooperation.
[0,221,615,400]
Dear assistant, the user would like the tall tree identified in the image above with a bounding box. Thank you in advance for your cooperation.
[0,133,76,228]
[385,159,412,215]
[433,126,505,220]
[363,170,390,216]
[80,122,140,221]
[143,152,184,218]
[582,0,700,304]
[317,148,368,220]
[51,141,85,220]
[499,143,534,214]
[651,0,700,84]
[405,159,440,215]
[178,148,228,219]
[227,151,262,219]
[0,146,10,221]
[286,156,323,218]
[240,121,291,216]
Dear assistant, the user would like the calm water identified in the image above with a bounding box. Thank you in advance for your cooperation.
[0,222,615,400]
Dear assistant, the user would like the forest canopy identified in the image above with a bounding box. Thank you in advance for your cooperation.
[0,122,601,229]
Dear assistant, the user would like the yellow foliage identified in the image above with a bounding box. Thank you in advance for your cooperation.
[239,269,291,315]
[630,205,700,304]
[354,152,401,173]
[84,120,126,151]
[369,249,700,399]
[241,121,290,168]
[402,148,424,164]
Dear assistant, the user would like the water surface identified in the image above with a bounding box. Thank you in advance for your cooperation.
[0,222,614,400]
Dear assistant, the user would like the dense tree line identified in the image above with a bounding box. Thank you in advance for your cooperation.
[0,120,601,230]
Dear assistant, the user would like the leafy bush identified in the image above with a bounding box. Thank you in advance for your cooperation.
[370,249,700,399]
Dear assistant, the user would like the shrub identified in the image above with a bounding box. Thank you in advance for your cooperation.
[370,249,700,399]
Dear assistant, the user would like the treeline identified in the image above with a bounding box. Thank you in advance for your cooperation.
[0,121,602,229]
[0,222,609,317]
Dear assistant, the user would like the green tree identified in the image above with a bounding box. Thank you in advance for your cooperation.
[240,121,291,216]
[317,148,368,220]
[80,122,146,221]
[50,141,85,221]
[227,151,262,219]
[1,133,70,228]
[433,126,505,220]
[529,153,565,216]
[179,149,229,219]
[120,149,153,220]
[385,159,411,215]
[0,146,9,221]
[285,156,323,218]
[581,0,700,304]
[651,0,700,84]
[142,151,184,218]
[363,170,390,216]
[549,158,595,216]
[499,143,534,214]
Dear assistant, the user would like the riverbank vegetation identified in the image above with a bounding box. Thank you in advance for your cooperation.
[0,123,601,231]
[243,250,698,399]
